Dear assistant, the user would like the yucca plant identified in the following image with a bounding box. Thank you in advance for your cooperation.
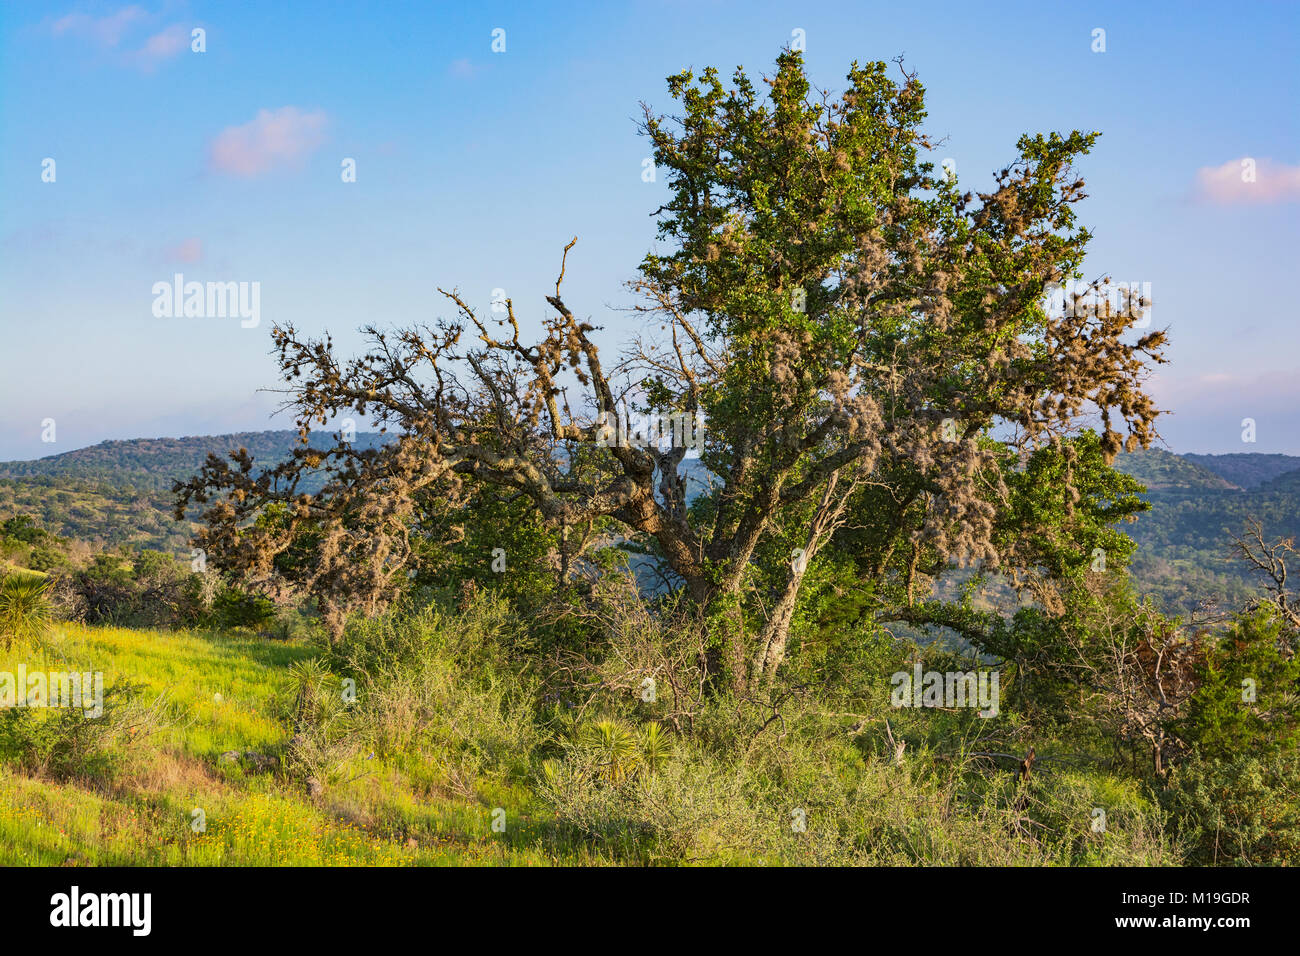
[540,757,563,785]
[0,572,53,649]
[638,721,674,774]
[281,659,360,784]
[580,718,640,785]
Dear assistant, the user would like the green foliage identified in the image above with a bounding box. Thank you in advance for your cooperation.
[1162,752,1300,865]
[69,550,206,628]
[1178,608,1300,761]
[0,680,164,783]
[211,586,277,632]
[280,659,359,785]
[294,595,543,790]
[402,482,563,612]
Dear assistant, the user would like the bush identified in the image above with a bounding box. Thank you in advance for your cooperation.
[211,586,278,631]
[1162,752,1300,865]
[1178,608,1300,761]
[70,550,204,627]
[0,679,166,784]
[281,595,541,795]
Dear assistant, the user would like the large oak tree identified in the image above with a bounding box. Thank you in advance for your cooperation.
[177,52,1165,691]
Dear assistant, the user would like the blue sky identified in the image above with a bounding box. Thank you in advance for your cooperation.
[1,0,1297,460]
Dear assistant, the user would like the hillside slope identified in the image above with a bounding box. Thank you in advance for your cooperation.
[0,431,388,551]
[0,431,389,493]
[1113,448,1240,490]
[1183,453,1300,490]
[0,623,562,866]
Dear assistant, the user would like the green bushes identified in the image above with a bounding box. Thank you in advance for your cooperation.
[1178,608,1300,761]
[532,684,1180,866]
[66,551,205,627]
[1162,752,1300,865]
[278,592,1187,865]
[280,595,542,794]
[210,586,277,632]
[0,680,165,784]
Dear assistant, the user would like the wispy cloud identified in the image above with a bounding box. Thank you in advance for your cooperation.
[131,24,189,69]
[208,107,329,178]
[52,5,148,47]
[1195,157,1300,204]
[165,237,203,263]
[448,58,479,79]
[51,6,191,70]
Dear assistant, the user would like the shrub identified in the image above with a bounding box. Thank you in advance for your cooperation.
[211,586,277,631]
[70,550,204,627]
[1178,608,1300,761]
[0,679,166,784]
[1162,752,1300,865]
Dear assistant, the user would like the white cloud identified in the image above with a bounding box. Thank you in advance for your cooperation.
[208,107,329,178]
[132,24,189,69]
[1195,158,1300,204]
[52,6,147,47]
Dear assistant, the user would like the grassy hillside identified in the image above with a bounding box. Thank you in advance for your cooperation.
[1,604,1202,867]
[0,622,577,866]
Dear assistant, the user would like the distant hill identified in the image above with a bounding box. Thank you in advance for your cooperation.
[0,430,389,493]
[2,432,1300,617]
[1108,448,1300,615]
[1113,448,1240,490]
[1257,468,1300,495]
[0,430,389,552]
[1182,452,1300,490]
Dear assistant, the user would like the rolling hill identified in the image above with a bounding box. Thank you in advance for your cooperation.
[0,431,389,493]
[1,434,1298,617]
[0,431,388,551]
[1183,452,1300,490]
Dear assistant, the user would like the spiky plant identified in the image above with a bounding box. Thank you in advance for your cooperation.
[0,572,53,649]
[638,721,674,774]
[580,718,640,785]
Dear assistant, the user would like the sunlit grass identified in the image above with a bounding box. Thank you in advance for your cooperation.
[0,623,593,866]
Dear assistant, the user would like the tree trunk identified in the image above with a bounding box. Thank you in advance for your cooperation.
[750,472,847,687]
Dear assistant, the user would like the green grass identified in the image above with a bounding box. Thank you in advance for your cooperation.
[0,614,1197,867]
[0,623,590,866]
